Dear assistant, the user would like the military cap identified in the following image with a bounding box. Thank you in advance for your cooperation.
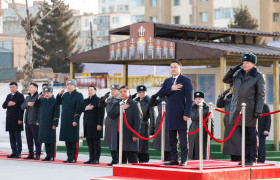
[136,85,147,92]
[194,91,205,99]
[66,79,77,86]
[241,53,257,64]
[43,86,53,93]
[111,84,120,90]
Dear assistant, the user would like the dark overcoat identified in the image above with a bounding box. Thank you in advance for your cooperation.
[188,102,214,160]
[223,67,265,127]
[134,96,155,153]
[35,96,60,143]
[217,93,241,156]
[107,97,141,152]
[56,89,84,142]
[158,74,193,130]
[2,91,24,131]
[258,103,271,135]
[152,97,170,152]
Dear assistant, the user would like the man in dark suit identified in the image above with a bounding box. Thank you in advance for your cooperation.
[158,60,193,166]
[258,103,271,163]
[107,85,141,164]
[2,82,24,158]
[82,86,105,164]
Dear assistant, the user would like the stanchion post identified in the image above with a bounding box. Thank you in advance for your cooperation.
[241,103,246,167]
[119,102,124,164]
[207,102,213,160]
[161,101,166,162]
[199,102,203,171]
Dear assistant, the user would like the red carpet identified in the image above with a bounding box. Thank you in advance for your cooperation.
[0,151,111,168]
[92,160,280,180]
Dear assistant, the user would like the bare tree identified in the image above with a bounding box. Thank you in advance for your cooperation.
[3,0,64,93]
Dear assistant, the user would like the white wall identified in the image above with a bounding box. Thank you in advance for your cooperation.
[171,0,192,25]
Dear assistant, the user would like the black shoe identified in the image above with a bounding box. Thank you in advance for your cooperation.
[179,161,187,166]
[63,159,69,163]
[91,160,99,164]
[68,159,77,163]
[238,161,253,166]
[7,153,16,158]
[14,154,21,158]
[24,154,34,159]
[164,160,179,165]
[34,155,40,160]
[107,161,118,166]
[84,160,93,164]
[42,157,51,161]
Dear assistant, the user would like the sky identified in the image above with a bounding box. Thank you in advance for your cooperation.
[1,0,99,14]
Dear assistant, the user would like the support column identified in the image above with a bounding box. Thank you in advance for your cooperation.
[273,60,279,151]
[220,57,227,151]
[70,61,75,79]
[123,64,128,86]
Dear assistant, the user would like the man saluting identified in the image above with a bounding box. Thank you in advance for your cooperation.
[158,60,193,166]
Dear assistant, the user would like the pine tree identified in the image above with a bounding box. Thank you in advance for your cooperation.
[228,5,258,30]
[33,0,83,73]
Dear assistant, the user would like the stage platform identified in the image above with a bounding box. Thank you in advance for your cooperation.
[92,160,280,180]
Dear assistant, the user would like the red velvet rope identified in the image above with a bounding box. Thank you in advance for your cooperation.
[261,110,280,117]
[203,113,242,143]
[215,108,230,115]
[187,112,212,135]
[123,112,166,140]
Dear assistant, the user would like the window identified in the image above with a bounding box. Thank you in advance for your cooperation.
[273,13,279,22]
[198,75,215,102]
[112,17,120,23]
[151,0,157,7]
[273,32,279,41]
[150,16,157,22]
[174,0,180,6]
[273,0,279,2]
[131,0,145,7]
[174,16,180,24]
[215,8,235,20]
[267,75,280,104]
[201,0,208,2]
[200,12,208,22]
[131,15,145,23]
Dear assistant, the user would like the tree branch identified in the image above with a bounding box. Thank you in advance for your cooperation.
[4,0,24,22]
[35,0,64,25]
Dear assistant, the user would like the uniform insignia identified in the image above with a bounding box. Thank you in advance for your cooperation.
[196,93,200,96]
[140,87,143,89]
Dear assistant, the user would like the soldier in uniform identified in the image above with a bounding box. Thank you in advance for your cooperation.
[134,85,155,163]
[107,85,141,164]
[82,86,105,164]
[35,86,60,161]
[188,91,214,160]
[150,93,171,161]
[56,79,84,163]
[223,53,265,165]
[98,84,121,166]
[158,60,193,166]
[2,82,24,158]
[217,85,242,162]
[21,83,41,160]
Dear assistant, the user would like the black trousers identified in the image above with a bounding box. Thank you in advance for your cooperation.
[111,133,138,163]
[138,153,149,163]
[245,127,257,163]
[258,134,267,163]
[9,130,22,155]
[86,138,101,161]
[164,151,171,161]
[111,150,138,163]
[169,130,188,162]
[45,143,55,158]
[231,155,241,162]
[65,142,77,160]
[25,124,41,155]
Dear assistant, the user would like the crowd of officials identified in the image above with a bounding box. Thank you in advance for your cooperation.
[2,53,271,166]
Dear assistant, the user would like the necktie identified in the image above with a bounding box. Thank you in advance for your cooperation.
[172,78,176,84]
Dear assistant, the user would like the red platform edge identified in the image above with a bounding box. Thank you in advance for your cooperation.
[91,160,280,180]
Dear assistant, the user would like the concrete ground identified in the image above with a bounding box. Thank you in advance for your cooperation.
[0,138,113,180]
